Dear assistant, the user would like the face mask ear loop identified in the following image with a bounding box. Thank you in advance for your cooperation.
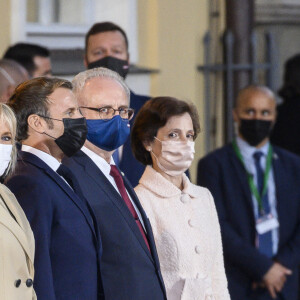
[43,131,58,140]
[154,136,162,143]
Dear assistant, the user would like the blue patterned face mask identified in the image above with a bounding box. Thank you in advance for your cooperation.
[86,115,130,151]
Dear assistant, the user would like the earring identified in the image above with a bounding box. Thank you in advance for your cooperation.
[147,147,152,152]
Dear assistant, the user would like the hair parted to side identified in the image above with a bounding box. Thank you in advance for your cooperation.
[0,103,17,179]
[85,22,129,53]
[8,77,72,142]
[131,97,201,166]
[72,67,130,100]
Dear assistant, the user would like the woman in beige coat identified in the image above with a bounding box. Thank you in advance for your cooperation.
[131,97,230,300]
[0,103,36,299]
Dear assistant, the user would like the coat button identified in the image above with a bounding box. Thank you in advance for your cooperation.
[26,279,33,287]
[188,219,198,227]
[195,245,201,254]
[15,279,21,287]
[180,193,190,203]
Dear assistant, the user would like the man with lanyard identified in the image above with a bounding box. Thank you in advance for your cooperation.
[197,85,300,300]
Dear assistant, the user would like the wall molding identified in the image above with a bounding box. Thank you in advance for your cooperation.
[256,3,300,24]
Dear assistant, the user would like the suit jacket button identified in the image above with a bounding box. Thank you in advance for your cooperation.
[26,279,33,287]
[15,279,21,287]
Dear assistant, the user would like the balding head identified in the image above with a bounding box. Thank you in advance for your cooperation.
[233,85,277,148]
[235,85,275,108]
[0,59,29,103]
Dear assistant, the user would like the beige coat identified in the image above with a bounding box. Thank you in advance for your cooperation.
[135,166,230,300]
[0,183,36,300]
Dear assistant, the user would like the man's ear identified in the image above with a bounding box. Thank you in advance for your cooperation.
[232,108,239,123]
[126,52,130,65]
[27,114,47,134]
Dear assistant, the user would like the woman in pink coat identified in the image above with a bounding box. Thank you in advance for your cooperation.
[131,97,230,300]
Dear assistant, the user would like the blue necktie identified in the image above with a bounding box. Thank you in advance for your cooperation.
[253,151,273,257]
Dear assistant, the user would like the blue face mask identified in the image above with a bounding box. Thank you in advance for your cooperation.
[86,115,130,151]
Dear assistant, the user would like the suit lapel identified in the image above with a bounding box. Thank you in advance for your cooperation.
[74,152,154,262]
[228,145,256,215]
[20,151,97,238]
[271,149,285,241]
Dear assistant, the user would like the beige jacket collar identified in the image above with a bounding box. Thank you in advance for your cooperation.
[139,166,199,199]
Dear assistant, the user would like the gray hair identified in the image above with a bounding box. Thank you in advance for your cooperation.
[72,67,130,100]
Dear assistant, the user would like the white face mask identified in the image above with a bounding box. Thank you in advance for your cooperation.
[152,137,195,177]
[0,144,13,177]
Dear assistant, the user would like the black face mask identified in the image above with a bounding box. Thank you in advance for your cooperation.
[43,117,87,157]
[239,119,273,146]
[87,56,129,78]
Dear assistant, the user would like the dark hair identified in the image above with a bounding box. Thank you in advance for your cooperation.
[131,97,200,165]
[278,54,300,99]
[85,22,129,53]
[8,77,72,142]
[4,43,50,77]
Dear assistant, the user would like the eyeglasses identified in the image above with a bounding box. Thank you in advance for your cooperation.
[79,106,134,120]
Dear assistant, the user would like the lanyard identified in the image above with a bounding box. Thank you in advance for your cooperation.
[232,140,273,214]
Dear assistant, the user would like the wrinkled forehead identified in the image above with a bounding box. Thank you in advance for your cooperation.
[80,76,129,105]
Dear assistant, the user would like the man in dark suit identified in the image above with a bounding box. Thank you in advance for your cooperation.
[6,77,103,299]
[84,21,149,187]
[197,85,300,300]
[63,67,166,300]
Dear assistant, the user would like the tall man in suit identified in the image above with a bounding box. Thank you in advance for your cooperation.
[6,77,103,299]
[197,85,300,300]
[84,21,149,186]
[63,67,166,300]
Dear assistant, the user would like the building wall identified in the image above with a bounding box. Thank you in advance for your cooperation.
[138,0,212,182]
[0,1,12,56]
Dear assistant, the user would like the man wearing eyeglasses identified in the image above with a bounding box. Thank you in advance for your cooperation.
[62,67,167,300]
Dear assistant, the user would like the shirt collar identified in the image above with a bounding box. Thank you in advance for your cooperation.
[22,144,61,172]
[81,146,115,178]
[236,136,269,160]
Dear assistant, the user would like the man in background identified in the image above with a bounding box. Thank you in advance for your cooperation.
[84,21,149,186]
[198,85,300,300]
[4,42,52,78]
[0,59,28,103]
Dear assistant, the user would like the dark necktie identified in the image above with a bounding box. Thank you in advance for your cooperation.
[110,165,150,251]
[57,164,85,200]
[253,151,273,257]
[57,164,100,234]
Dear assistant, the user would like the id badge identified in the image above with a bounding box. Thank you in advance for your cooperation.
[256,213,279,234]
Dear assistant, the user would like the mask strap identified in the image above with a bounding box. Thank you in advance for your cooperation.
[38,115,63,122]
[43,131,58,140]
[154,136,162,143]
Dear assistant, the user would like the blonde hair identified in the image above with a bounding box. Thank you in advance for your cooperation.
[0,103,17,178]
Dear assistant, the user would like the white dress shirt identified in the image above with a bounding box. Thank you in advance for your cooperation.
[81,146,146,230]
[236,137,279,254]
[21,145,70,186]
